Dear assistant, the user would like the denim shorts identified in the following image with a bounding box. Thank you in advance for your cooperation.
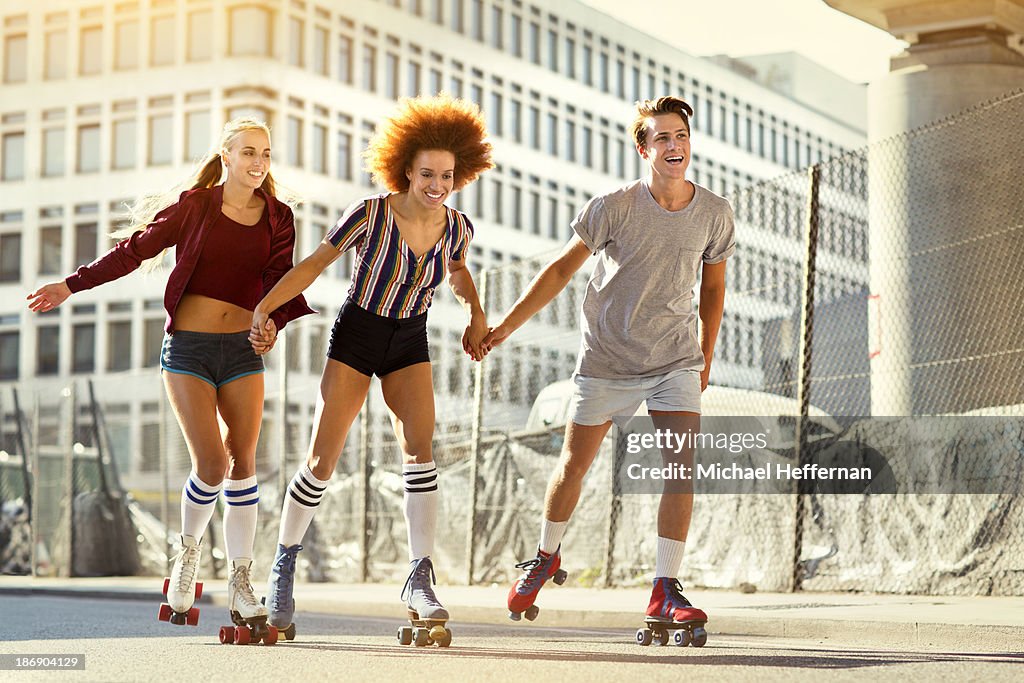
[567,368,702,426]
[160,330,265,388]
[327,298,429,377]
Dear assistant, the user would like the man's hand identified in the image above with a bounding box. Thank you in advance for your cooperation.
[463,312,489,362]
[482,322,512,353]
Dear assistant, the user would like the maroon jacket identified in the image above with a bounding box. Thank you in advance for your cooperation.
[65,184,315,332]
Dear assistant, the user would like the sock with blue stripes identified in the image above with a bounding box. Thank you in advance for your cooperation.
[278,464,328,547]
[222,476,259,563]
[403,461,438,561]
[180,470,222,541]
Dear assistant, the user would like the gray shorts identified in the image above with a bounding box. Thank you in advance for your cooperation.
[568,369,702,426]
[160,330,265,388]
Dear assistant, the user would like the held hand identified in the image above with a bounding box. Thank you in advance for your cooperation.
[27,281,72,313]
[250,314,277,355]
[481,323,511,353]
[463,314,490,362]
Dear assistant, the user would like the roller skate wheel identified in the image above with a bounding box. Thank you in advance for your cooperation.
[162,578,170,596]
[194,582,203,600]
[552,569,568,585]
[437,627,452,648]
[673,629,691,647]
[185,607,200,626]
[524,604,540,621]
[636,628,653,646]
[413,628,430,647]
[428,625,447,642]
[219,626,236,645]
[507,611,522,622]
[398,626,413,646]
[653,628,669,647]
[158,603,172,622]
[234,625,251,645]
[691,626,708,647]
[170,612,187,626]
[283,623,296,641]
[263,626,278,645]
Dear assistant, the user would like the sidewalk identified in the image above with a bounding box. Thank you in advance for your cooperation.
[2,575,1022,651]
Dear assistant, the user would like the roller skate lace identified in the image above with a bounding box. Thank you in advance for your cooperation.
[232,564,260,608]
[665,578,693,607]
[270,548,298,613]
[172,544,200,593]
[514,556,549,592]
[401,558,442,608]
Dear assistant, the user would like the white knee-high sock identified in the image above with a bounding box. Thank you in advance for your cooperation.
[278,464,328,547]
[180,470,222,541]
[655,536,686,579]
[539,519,568,555]
[403,462,438,561]
[222,476,259,563]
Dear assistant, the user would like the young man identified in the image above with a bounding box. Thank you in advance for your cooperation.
[482,97,734,636]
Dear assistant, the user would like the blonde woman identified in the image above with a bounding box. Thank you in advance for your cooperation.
[27,118,313,643]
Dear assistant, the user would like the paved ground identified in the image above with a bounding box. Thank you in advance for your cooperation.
[0,594,1022,683]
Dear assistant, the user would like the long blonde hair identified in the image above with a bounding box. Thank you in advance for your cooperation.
[114,117,279,269]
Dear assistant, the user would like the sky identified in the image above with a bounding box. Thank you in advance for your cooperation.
[580,0,906,84]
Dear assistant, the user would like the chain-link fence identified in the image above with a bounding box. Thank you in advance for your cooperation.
[5,89,1022,596]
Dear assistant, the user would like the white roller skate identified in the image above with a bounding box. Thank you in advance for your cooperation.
[398,557,452,648]
[158,534,203,626]
[219,559,277,646]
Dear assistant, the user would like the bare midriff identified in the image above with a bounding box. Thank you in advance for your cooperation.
[174,293,253,333]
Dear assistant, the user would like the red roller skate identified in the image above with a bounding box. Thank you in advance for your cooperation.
[636,577,708,647]
[507,547,568,622]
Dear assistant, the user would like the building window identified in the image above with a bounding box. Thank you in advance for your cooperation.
[599,131,610,174]
[77,124,100,173]
[385,52,399,99]
[45,30,67,80]
[4,34,27,83]
[490,6,503,49]
[509,14,521,57]
[547,29,558,72]
[565,37,576,78]
[230,6,271,57]
[581,125,592,168]
[0,233,20,281]
[0,331,18,380]
[407,60,421,96]
[528,22,540,64]
[188,11,213,62]
[470,83,482,107]
[79,26,103,75]
[338,35,353,83]
[314,26,329,76]
[151,15,175,66]
[75,220,98,267]
[615,59,625,99]
[185,110,210,162]
[107,321,132,371]
[115,21,138,70]
[510,185,522,230]
[337,130,352,180]
[39,225,61,275]
[149,114,172,166]
[37,326,60,375]
[582,44,592,86]
[287,116,303,167]
[289,17,304,67]
[528,106,540,150]
[1,132,24,181]
[312,123,327,174]
[598,52,609,92]
[491,179,503,223]
[72,323,95,373]
[565,120,576,162]
[429,67,442,95]
[430,0,443,24]
[488,91,503,137]
[143,318,163,368]
[546,112,557,156]
[362,44,377,93]
[43,128,65,177]
[470,0,483,41]
[450,0,464,33]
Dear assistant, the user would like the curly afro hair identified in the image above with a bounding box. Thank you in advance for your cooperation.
[364,93,494,193]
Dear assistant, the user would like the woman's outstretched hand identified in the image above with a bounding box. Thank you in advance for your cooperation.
[27,281,72,313]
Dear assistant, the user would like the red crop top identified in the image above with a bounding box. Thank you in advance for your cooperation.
[184,209,272,311]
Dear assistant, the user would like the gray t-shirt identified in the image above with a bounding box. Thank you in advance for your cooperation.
[571,180,735,379]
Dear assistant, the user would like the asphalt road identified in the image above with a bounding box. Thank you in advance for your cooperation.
[0,595,1020,682]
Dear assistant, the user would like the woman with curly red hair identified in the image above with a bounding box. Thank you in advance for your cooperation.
[251,94,493,642]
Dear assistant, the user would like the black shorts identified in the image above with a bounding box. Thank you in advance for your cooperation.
[327,298,429,377]
[160,330,265,388]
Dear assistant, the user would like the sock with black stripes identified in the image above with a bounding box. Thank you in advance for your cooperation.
[180,470,222,541]
[222,476,259,563]
[278,464,328,547]
[403,461,439,561]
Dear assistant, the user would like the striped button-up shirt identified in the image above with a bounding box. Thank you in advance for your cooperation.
[326,194,475,318]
